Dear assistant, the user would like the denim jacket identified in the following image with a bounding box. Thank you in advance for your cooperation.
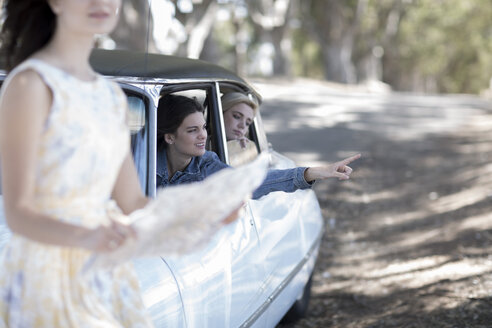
[156,150,313,200]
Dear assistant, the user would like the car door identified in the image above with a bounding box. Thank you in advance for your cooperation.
[241,111,324,326]
[216,84,324,326]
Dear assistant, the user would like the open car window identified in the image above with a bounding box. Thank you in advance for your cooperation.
[126,92,149,194]
[161,89,209,138]
[158,88,219,152]
[219,92,261,167]
[225,126,259,167]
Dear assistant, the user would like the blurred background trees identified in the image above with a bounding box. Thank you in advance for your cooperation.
[107,0,492,94]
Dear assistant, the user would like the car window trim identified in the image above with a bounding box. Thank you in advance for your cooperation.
[159,82,228,163]
[211,82,228,163]
[119,83,156,197]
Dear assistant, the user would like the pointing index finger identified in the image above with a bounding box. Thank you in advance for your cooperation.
[341,153,361,165]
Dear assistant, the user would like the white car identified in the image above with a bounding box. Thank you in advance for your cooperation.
[0,49,324,327]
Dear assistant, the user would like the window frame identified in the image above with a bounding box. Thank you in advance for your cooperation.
[159,82,228,162]
[217,82,266,162]
[120,83,156,197]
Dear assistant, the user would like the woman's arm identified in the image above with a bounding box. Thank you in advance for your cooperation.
[252,167,310,199]
[110,82,150,214]
[0,71,133,252]
[304,154,361,182]
[252,154,361,199]
[111,151,149,215]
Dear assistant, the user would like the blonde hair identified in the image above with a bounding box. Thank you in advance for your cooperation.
[221,92,259,116]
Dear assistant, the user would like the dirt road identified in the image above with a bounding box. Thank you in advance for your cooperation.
[253,78,492,328]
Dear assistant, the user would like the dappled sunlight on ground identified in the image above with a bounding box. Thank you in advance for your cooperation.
[262,79,492,327]
[309,117,492,326]
[255,79,488,144]
[429,187,491,213]
[279,152,327,168]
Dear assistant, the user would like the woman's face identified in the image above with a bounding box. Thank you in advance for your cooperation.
[167,112,207,158]
[50,0,121,36]
[223,103,255,141]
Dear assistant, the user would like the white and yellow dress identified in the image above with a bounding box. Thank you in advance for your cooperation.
[0,59,153,327]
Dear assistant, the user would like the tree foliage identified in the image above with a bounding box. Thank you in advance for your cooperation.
[110,0,491,94]
[394,0,492,93]
[292,0,491,93]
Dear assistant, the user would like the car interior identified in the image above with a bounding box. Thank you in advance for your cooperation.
[156,88,260,165]
[122,85,263,197]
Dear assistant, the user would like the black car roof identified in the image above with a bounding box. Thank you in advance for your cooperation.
[90,49,248,85]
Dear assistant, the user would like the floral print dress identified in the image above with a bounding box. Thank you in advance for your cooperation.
[0,59,153,327]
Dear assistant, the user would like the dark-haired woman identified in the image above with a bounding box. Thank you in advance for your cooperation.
[156,95,361,199]
[0,0,154,326]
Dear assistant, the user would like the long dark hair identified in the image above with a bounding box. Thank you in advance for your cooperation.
[157,94,205,149]
[1,0,56,71]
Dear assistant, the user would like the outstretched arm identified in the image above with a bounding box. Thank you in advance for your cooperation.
[304,154,361,182]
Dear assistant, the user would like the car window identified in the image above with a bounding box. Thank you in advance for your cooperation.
[251,112,269,152]
[158,88,221,152]
[127,93,149,193]
[164,89,209,130]
[219,92,261,167]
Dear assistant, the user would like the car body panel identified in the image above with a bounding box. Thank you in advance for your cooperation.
[161,209,265,328]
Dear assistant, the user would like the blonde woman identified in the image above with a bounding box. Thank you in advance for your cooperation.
[221,92,259,166]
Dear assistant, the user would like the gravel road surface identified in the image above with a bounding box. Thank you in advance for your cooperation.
[253,78,492,328]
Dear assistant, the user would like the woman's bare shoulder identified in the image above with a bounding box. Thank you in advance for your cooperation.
[0,68,53,125]
[4,68,50,97]
[1,68,52,108]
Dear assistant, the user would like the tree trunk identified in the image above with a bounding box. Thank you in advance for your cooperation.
[187,1,218,58]
[302,0,367,83]
[173,0,216,58]
[111,0,156,52]
[233,19,248,77]
[271,18,292,76]
[321,37,356,83]
[248,0,293,77]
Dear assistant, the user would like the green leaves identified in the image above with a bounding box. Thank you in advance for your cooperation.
[395,0,492,93]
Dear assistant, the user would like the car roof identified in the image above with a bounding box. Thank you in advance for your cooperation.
[90,49,262,102]
[90,49,245,84]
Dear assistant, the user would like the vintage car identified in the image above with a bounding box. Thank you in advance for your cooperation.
[0,49,324,327]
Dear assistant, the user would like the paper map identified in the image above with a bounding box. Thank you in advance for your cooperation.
[83,153,269,272]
